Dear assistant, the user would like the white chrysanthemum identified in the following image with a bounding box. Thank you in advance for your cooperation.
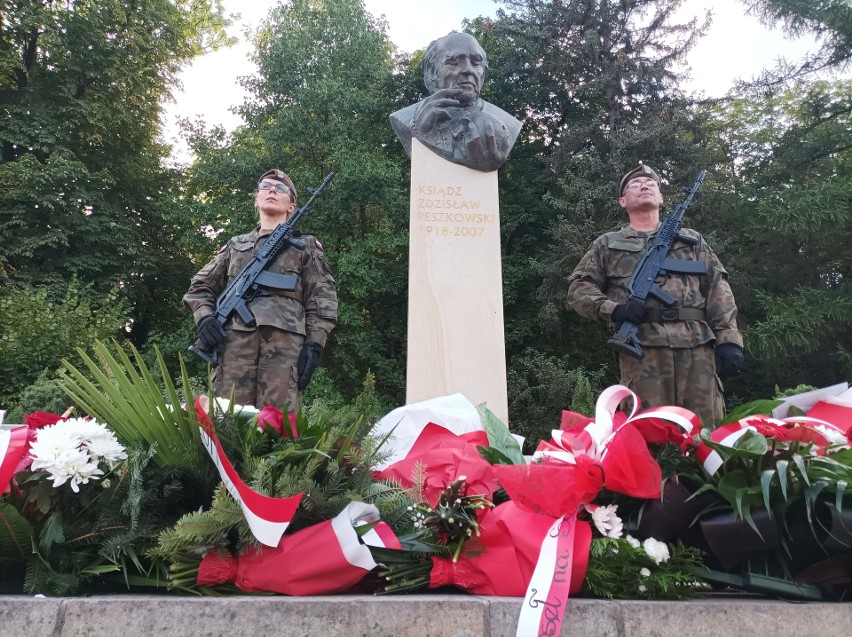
[51,418,126,467]
[625,535,640,548]
[29,423,82,468]
[29,418,124,492]
[83,428,127,468]
[640,567,651,577]
[585,504,623,538]
[638,584,647,593]
[642,538,671,564]
[35,445,103,493]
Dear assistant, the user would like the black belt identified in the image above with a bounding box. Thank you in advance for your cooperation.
[643,308,706,322]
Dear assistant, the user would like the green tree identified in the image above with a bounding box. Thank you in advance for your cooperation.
[699,79,852,395]
[0,0,232,407]
[0,279,127,407]
[0,0,232,331]
[742,0,852,76]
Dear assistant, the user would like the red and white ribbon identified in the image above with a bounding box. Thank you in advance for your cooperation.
[534,385,696,464]
[516,512,578,637]
[200,427,302,547]
[696,414,848,476]
[330,502,396,571]
[0,426,30,494]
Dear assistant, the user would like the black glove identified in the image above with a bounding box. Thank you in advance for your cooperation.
[197,316,227,348]
[715,343,744,378]
[611,299,647,324]
[297,342,324,391]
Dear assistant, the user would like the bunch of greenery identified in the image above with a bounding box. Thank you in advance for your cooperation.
[149,398,411,592]
[687,425,852,537]
[0,281,126,407]
[59,339,207,471]
[582,538,706,600]
[0,441,210,596]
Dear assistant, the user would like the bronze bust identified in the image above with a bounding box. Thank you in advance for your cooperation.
[390,33,522,172]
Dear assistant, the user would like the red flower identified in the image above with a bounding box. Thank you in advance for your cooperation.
[258,404,298,439]
[24,411,66,429]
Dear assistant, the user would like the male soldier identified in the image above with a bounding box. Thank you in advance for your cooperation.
[566,165,744,425]
[183,169,337,412]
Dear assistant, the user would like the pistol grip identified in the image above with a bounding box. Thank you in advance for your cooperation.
[189,342,220,367]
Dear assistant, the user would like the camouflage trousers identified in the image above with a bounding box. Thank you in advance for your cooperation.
[212,326,305,412]
[618,343,725,427]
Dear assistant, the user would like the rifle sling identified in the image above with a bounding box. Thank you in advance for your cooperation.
[642,308,706,323]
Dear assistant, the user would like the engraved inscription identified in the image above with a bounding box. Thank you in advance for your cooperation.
[414,182,494,238]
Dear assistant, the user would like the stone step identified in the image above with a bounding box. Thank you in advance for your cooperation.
[3,594,851,637]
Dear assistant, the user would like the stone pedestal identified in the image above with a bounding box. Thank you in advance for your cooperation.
[406,139,508,424]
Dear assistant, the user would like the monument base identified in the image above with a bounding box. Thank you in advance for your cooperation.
[405,139,509,424]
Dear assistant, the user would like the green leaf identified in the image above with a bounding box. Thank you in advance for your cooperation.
[717,470,763,516]
[699,428,768,463]
[476,404,525,465]
[477,445,515,465]
[0,502,35,563]
[776,459,790,501]
[792,453,811,487]
[38,512,65,555]
[720,399,784,425]
[760,469,776,510]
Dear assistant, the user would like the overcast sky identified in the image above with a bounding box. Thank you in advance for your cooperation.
[162,0,821,162]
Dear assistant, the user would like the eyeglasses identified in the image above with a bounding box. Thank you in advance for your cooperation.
[625,178,659,189]
[258,182,291,194]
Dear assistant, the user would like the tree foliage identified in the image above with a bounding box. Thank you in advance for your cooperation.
[743,0,852,73]
[698,78,852,393]
[0,0,232,409]
[2,0,850,433]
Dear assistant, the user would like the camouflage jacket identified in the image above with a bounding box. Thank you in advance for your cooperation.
[183,226,338,347]
[566,224,742,349]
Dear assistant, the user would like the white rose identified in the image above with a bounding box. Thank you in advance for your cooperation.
[642,538,671,564]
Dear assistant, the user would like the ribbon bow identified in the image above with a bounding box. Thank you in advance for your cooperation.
[504,385,698,637]
[533,385,699,499]
[697,414,848,476]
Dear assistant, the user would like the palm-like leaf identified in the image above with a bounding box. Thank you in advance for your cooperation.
[59,339,205,470]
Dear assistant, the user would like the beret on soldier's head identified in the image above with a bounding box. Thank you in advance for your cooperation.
[257,169,297,202]
[619,164,661,196]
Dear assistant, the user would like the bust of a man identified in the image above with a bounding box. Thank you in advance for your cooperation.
[390,32,522,172]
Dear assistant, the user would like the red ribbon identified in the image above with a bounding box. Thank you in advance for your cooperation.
[0,426,31,494]
[194,397,303,547]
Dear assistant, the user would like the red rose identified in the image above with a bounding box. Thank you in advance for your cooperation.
[24,411,65,429]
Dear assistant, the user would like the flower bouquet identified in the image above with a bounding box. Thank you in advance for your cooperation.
[636,383,852,600]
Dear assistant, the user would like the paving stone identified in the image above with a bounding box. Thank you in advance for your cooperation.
[0,595,63,637]
[1,594,850,637]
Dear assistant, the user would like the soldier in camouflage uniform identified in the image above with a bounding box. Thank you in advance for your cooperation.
[567,165,744,426]
[183,169,338,412]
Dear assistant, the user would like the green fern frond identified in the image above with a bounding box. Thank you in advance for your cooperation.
[0,502,35,564]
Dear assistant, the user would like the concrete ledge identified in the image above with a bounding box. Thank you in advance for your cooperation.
[1,594,850,637]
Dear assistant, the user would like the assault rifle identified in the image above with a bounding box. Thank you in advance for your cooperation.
[607,171,707,360]
[189,171,335,366]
